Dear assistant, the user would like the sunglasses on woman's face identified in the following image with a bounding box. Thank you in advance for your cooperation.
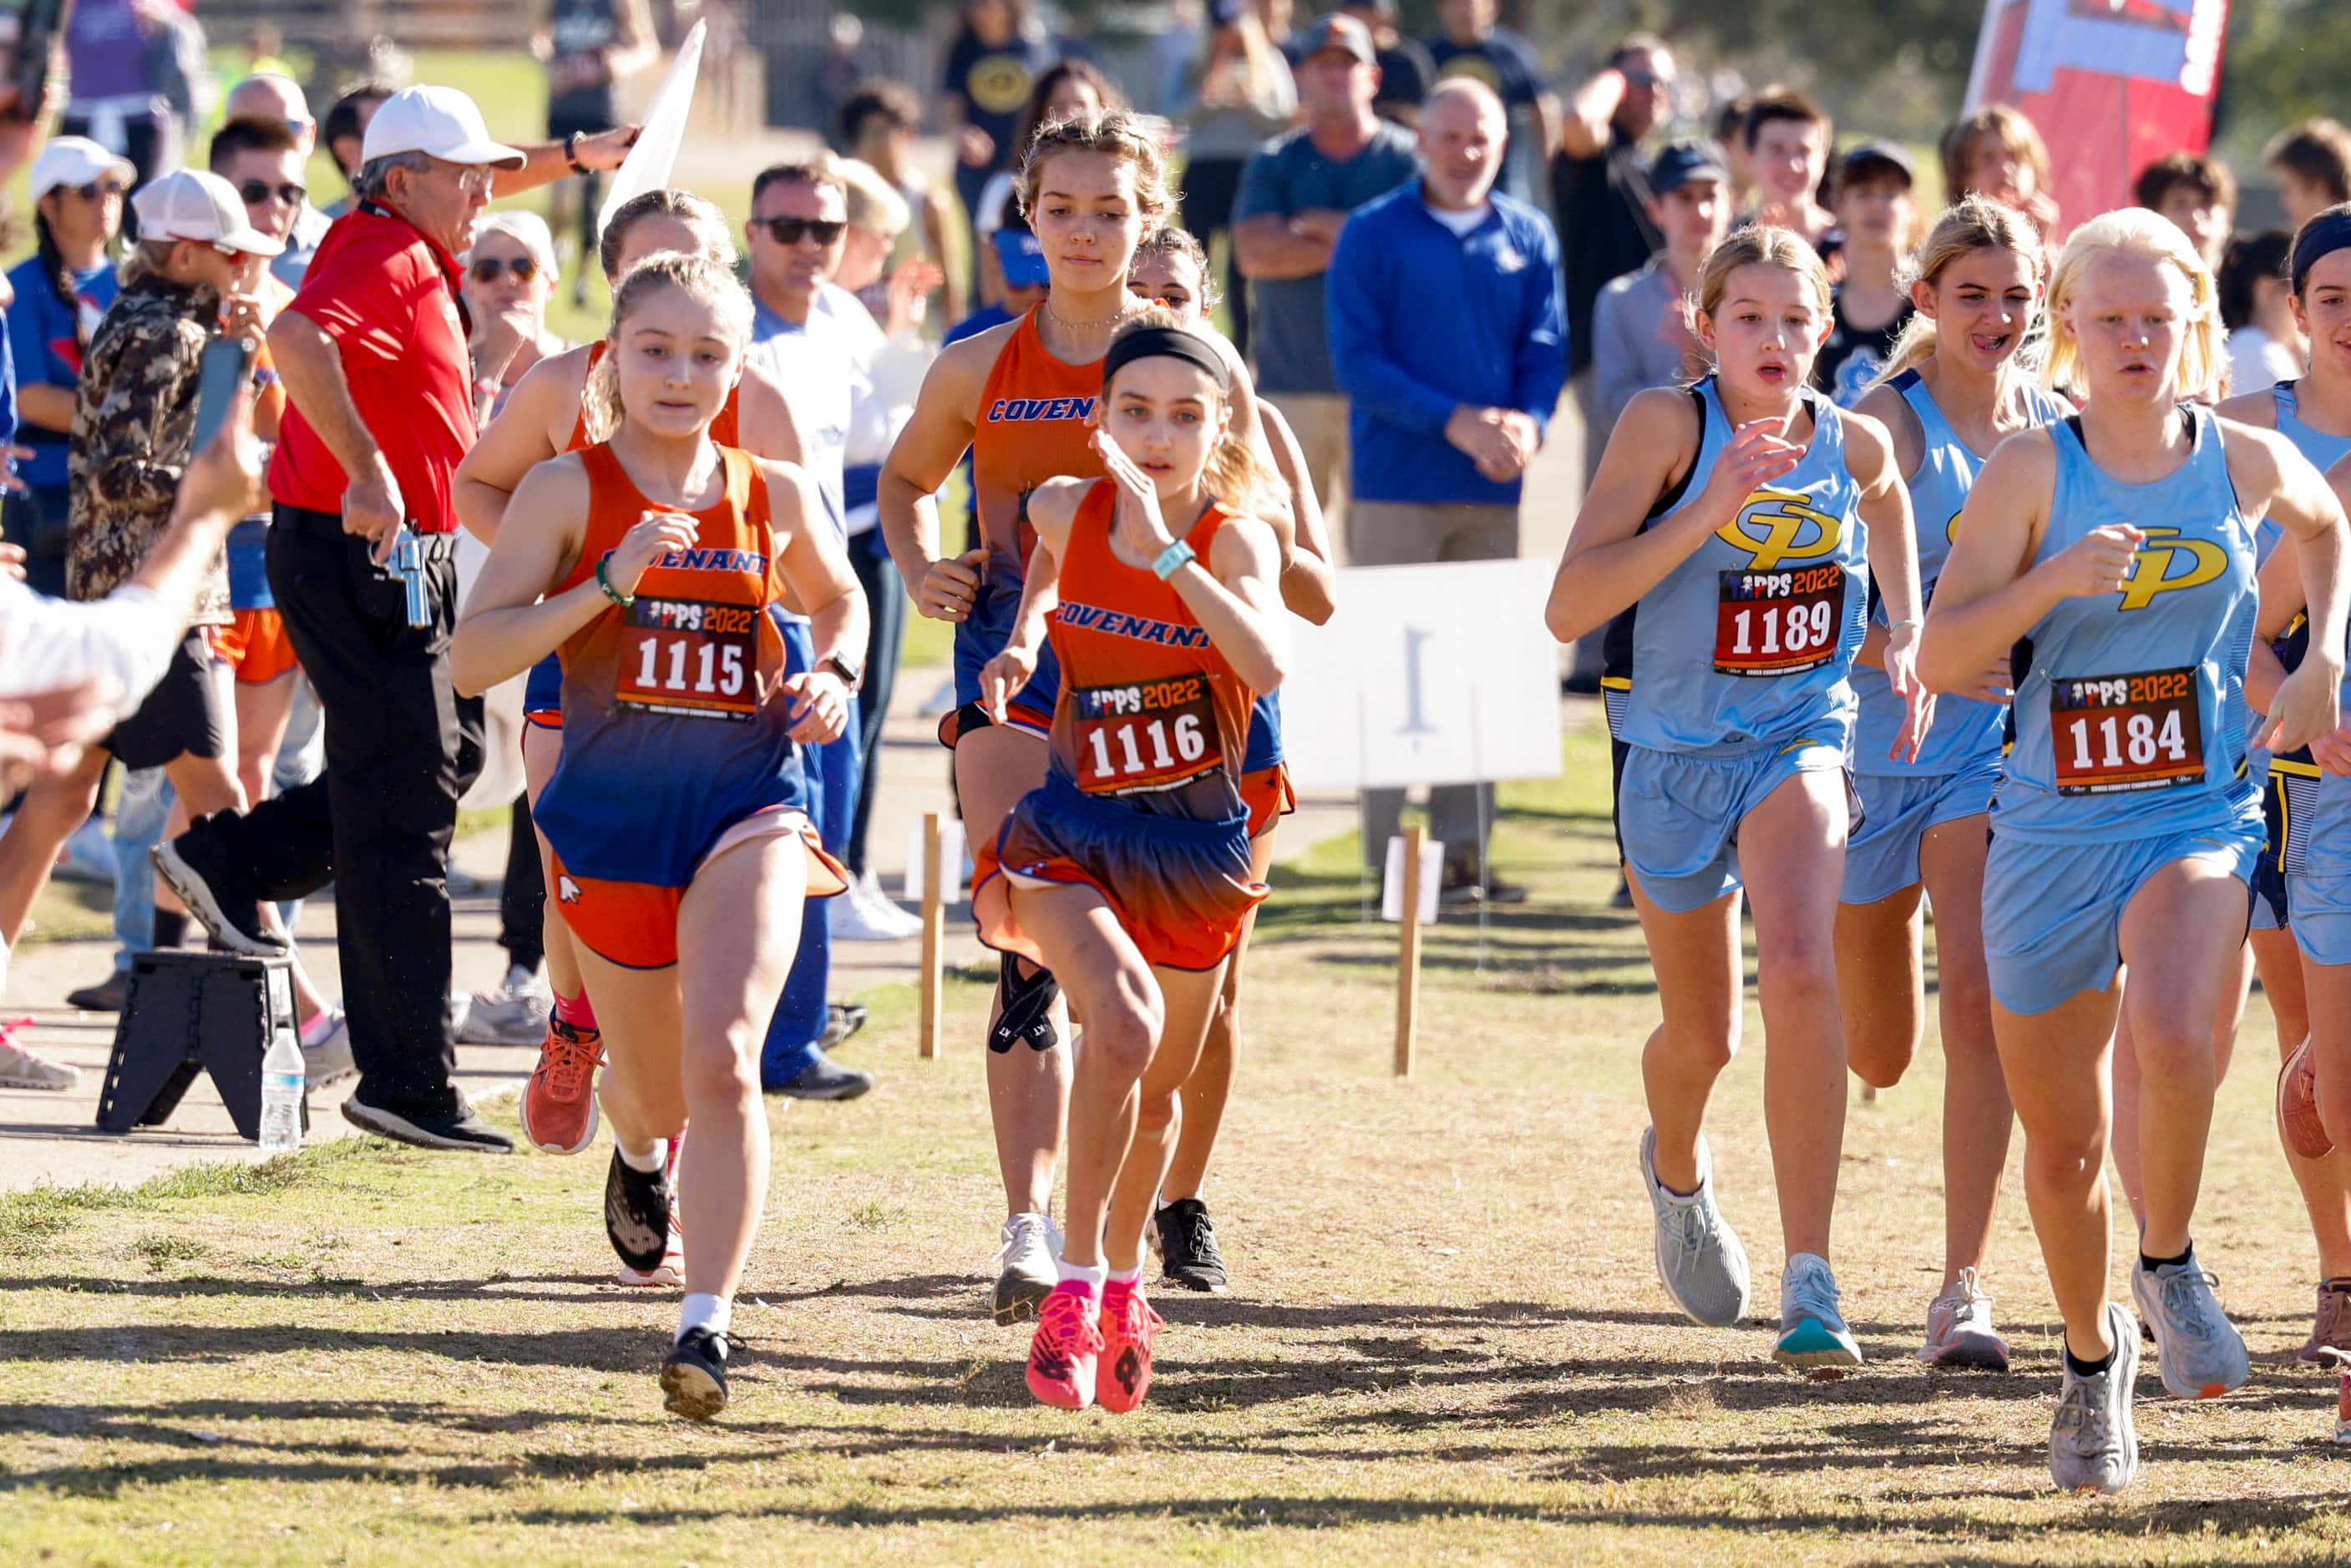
[469,255,540,285]
[760,217,845,246]
[238,180,307,209]
[69,180,127,200]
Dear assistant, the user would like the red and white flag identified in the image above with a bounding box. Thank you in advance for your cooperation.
[1963,0,2230,238]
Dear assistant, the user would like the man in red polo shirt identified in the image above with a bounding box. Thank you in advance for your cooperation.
[157,86,634,1152]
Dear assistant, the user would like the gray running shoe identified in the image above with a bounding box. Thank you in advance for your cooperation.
[1773,1252,1862,1368]
[1639,1127,1751,1327]
[2130,1252,2249,1399]
[2050,1302,2141,1494]
[2299,1280,2351,1367]
[458,980,550,1047]
[993,1211,1062,1324]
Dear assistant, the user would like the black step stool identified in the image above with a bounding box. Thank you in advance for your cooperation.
[94,950,308,1142]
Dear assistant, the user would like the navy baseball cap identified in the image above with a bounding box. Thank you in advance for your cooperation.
[1650,139,1729,197]
[1837,139,1916,192]
[993,226,1051,290]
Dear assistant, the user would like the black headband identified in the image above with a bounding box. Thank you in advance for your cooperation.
[2292,210,2351,296]
[1102,326,1229,394]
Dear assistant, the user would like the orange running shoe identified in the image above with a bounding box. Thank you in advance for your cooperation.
[1097,1282,1164,1414]
[524,1014,605,1156]
[1026,1282,1102,1409]
[2281,1039,2333,1161]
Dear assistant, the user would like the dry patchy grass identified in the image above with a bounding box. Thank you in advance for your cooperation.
[3,725,2349,1563]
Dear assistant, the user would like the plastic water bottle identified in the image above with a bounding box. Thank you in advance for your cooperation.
[257,1027,304,1154]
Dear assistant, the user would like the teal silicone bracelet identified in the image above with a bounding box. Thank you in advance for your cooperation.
[1152,540,1195,580]
[595,557,634,609]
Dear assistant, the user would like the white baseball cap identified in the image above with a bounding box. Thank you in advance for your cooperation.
[361,85,526,169]
[130,169,286,257]
[28,135,134,199]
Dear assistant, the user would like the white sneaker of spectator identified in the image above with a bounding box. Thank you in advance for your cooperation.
[0,1018,80,1091]
[460,964,552,1047]
[54,817,118,888]
[831,869,924,942]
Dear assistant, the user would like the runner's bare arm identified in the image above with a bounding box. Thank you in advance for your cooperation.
[1189,513,1290,693]
[976,478,1081,724]
[1255,398,1335,625]
[452,455,602,695]
[2236,427,2349,752]
[1847,408,1933,761]
[879,328,999,616]
[1545,388,1773,643]
[1916,429,2072,694]
[453,348,580,544]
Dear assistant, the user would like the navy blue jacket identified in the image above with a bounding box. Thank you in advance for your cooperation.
[1325,183,1568,505]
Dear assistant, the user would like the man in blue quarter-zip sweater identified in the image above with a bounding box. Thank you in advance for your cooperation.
[1326,75,1566,904]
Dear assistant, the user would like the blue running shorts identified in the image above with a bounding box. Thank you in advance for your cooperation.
[2290,767,2351,965]
[1983,824,2258,1015]
[1616,738,1852,914]
[1841,757,2000,906]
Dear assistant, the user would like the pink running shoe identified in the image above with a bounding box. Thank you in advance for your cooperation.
[1097,1282,1165,1414]
[1026,1282,1102,1409]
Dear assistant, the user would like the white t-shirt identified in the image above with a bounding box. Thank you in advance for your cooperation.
[746,281,884,540]
[975,169,1017,238]
[0,579,171,717]
[1424,200,1493,237]
[2227,325,2303,397]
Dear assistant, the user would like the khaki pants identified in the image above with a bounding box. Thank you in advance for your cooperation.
[1264,392,1350,564]
[1346,499,1521,878]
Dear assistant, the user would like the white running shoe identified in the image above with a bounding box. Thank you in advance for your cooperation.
[2050,1302,2141,1494]
[0,1018,78,1090]
[994,1211,1063,1324]
[1638,1127,1751,1327]
[1774,1252,1862,1368]
[1915,1267,2011,1371]
[831,870,925,942]
[459,979,551,1047]
[2130,1252,2249,1399]
[300,1004,356,1085]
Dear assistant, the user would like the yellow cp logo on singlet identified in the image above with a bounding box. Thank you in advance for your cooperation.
[2116,526,2230,612]
[1716,489,1844,571]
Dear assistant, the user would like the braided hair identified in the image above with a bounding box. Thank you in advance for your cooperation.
[33,204,89,357]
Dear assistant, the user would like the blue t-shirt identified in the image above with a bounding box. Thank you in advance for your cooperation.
[943,32,1057,173]
[1425,29,1548,206]
[1232,122,1421,397]
[5,256,118,489]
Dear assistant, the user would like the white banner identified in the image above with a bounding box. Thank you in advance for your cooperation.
[595,20,706,241]
[1281,559,1564,792]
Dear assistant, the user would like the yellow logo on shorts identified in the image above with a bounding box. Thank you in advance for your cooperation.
[2117,527,2229,612]
[1717,490,1844,570]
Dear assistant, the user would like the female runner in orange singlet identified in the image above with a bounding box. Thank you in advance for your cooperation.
[973,311,1288,1412]
[879,109,1296,1322]
[453,189,803,1184]
[454,253,864,1422]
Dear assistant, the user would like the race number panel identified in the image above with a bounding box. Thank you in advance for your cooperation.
[617,596,758,721]
[1072,674,1222,795]
[1715,565,1846,677]
[2049,666,2203,795]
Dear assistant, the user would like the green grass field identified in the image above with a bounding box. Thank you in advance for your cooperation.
[5,719,2349,1562]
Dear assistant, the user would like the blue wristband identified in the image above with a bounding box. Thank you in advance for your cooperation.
[1152,540,1196,580]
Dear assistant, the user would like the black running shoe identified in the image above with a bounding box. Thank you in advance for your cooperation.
[340,1094,514,1153]
[1155,1197,1230,1292]
[153,820,287,956]
[605,1147,674,1272]
[662,1328,730,1421]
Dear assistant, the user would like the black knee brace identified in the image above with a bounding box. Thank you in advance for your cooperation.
[989,952,1061,1053]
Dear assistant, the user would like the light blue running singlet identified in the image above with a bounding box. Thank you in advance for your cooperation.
[1615,378,1869,756]
[1994,405,2259,843]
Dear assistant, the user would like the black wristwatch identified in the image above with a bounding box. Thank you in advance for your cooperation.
[565,131,589,175]
[820,651,864,690]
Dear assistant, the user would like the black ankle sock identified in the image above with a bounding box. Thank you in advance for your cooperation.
[2140,1242,2193,1273]
[2323,1276,2351,1293]
[2064,1341,2115,1378]
[152,911,187,949]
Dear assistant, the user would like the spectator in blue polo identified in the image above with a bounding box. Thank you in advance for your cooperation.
[1326,75,1566,906]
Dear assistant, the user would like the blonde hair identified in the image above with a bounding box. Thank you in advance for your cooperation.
[1014,107,1173,233]
[839,157,910,240]
[597,188,737,283]
[2041,207,2223,401]
[1941,105,2050,205]
[1694,225,1833,340]
[1872,196,2046,388]
[581,254,755,445]
[1103,307,1271,513]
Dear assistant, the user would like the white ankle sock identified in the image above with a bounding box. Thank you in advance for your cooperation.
[1107,1264,1143,1286]
[1056,1256,1107,1292]
[617,1138,666,1174]
[679,1291,730,1342]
